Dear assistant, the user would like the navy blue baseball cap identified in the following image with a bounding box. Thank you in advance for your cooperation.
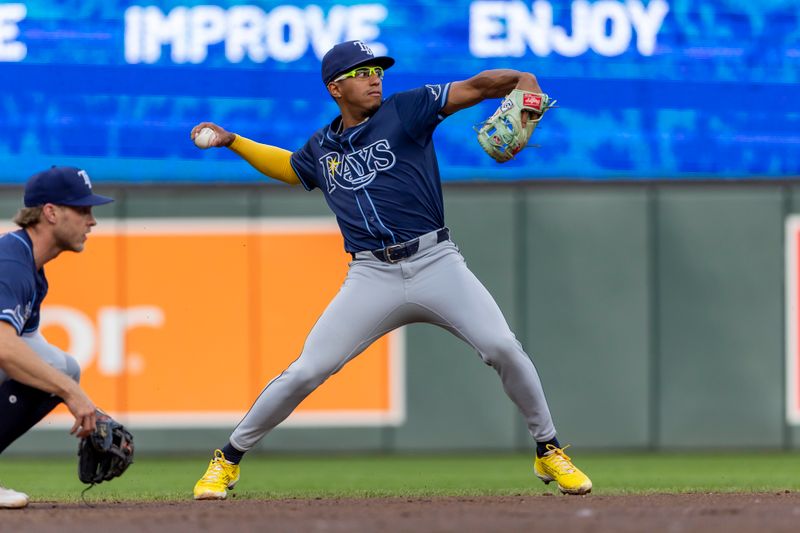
[24,166,114,207]
[321,40,395,85]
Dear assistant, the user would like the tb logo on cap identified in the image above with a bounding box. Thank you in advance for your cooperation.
[353,40,374,55]
[78,169,92,188]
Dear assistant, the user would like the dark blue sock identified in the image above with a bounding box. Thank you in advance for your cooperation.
[536,437,561,458]
[221,442,245,464]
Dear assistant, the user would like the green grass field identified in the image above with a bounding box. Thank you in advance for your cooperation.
[2,452,798,502]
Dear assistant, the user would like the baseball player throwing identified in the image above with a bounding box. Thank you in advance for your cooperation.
[0,166,112,508]
[191,40,591,498]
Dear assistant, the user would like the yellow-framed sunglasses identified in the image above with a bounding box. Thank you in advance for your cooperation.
[333,65,385,82]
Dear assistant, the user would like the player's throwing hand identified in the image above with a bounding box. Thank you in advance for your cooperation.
[190,122,235,148]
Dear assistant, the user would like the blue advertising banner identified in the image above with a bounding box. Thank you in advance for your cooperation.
[0,1,798,183]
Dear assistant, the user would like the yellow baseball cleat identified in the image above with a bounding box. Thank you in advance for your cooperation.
[534,444,592,495]
[193,449,241,500]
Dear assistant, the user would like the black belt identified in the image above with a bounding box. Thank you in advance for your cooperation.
[352,228,450,264]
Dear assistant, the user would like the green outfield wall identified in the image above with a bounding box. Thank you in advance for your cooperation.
[2,182,798,455]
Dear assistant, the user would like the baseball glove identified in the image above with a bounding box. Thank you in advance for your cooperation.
[475,89,555,163]
[78,410,134,485]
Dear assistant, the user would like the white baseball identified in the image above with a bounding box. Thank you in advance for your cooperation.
[193,127,217,149]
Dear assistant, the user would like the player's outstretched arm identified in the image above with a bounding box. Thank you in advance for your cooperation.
[442,70,542,127]
[0,322,96,437]
[190,122,300,185]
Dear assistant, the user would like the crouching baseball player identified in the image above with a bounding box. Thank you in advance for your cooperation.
[0,167,113,508]
[190,41,592,498]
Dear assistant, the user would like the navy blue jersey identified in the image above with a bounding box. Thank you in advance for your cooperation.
[290,83,452,253]
[0,229,47,335]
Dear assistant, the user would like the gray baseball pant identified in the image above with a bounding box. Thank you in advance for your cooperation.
[230,235,556,450]
[0,330,81,384]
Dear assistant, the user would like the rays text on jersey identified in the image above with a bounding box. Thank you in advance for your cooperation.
[319,139,396,192]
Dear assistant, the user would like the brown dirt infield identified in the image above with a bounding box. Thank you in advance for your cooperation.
[3,492,799,532]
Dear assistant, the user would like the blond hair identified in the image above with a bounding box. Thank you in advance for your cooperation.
[13,206,43,228]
